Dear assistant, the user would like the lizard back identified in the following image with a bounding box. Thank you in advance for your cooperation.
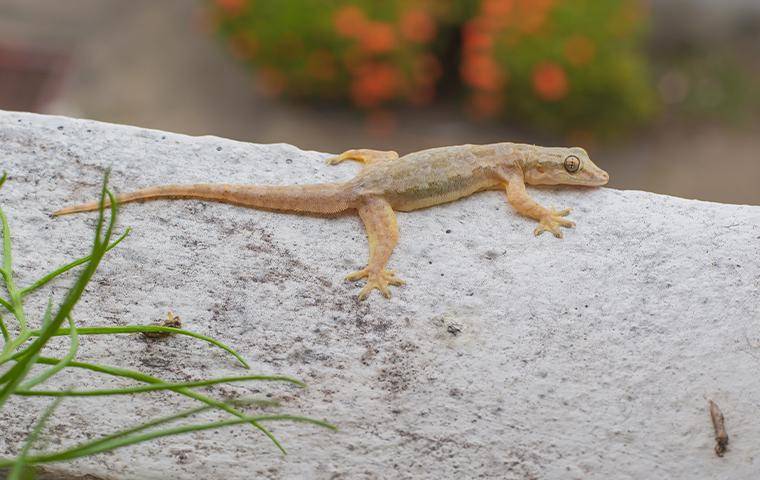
[350,144,511,211]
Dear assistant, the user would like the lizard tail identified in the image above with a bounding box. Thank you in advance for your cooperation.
[52,183,355,216]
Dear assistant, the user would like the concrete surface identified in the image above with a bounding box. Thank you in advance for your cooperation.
[0,111,759,479]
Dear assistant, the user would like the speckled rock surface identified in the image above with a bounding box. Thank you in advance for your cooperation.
[1,110,759,479]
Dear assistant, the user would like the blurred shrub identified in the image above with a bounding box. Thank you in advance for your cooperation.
[211,0,448,108]
[462,0,656,135]
[210,0,655,135]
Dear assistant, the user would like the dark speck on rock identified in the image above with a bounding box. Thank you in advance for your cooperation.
[285,158,293,164]
[483,250,499,261]
[57,126,64,130]
[216,146,223,152]
[446,229,451,234]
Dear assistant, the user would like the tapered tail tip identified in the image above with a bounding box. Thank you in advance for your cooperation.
[51,202,99,217]
[51,207,72,217]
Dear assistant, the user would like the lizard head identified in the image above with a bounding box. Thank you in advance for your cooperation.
[522,147,609,187]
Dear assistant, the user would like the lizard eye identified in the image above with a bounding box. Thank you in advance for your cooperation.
[564,155,581,173]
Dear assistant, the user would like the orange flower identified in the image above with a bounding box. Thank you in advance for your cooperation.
[482,0,514,17]
[333,5,367,38]
[564,35,596,66]
[215,0,246,15]
[462,22,494,53]
[532,62,568,101]
[360,22,396,53]
[350,63,400,107]
[400,9,437,44]
[461,54,506,92]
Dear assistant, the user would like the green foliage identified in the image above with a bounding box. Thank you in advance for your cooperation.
[210,0,656,136]
[0,173,334,478]
[465,0,657,136]
[212,0,446,108]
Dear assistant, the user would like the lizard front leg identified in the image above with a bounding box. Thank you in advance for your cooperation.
[505,174,575,238]
[327,149,399,166]
[347,196,404,300]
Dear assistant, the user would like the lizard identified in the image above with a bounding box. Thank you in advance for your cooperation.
[53,143,609,300]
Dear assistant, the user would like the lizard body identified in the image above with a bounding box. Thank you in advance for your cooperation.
[54,142,609,299]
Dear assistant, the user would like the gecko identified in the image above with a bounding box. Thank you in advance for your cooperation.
[53,143,609,300]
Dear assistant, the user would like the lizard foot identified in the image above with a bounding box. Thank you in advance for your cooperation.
[346,268,405,300]
[534,208,575,238]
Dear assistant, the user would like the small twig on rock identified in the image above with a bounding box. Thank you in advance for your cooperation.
[708,399,728,457]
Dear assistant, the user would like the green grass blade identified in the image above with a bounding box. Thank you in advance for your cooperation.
[15,374,304,397]
[0,172,7,191]
[0,314,9,344]
[26,325,249,369]
[105,190,117,238]
[0,297,11,313]
[0,200,27,332]
[4,414,335,466]
[20,316,79,390]
[23,405,212,466]
[0,175,116,407]
[0,204,12,276]
[0,302,52,404]
[20,228,131,298]
[30,356,288,452]
[70,405,212,450]
[0,331,32,365]
[7,397,62,480]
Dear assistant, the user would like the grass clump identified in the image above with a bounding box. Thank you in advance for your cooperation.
[0,172,334,479]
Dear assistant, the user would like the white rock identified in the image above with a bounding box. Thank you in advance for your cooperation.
[1,110,759,479]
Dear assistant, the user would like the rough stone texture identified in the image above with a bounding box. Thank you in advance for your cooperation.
[0,110,759,479]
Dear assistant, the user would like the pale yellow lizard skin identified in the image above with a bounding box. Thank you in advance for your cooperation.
[53,143,609,300]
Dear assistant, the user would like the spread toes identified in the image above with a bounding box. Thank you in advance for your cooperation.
[348,268,405,300]
[534,209,575,238]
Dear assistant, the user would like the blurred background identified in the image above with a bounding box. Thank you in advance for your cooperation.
[0,0,758,204]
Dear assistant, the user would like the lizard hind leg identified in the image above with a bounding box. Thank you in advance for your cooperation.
[327,149,399,166]
[348,196,404,300]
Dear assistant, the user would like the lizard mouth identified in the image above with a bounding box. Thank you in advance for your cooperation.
[592,171,609,185]
[577,167,609,186]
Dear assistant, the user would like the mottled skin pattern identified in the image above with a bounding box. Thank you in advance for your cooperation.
[54,143,609,299]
